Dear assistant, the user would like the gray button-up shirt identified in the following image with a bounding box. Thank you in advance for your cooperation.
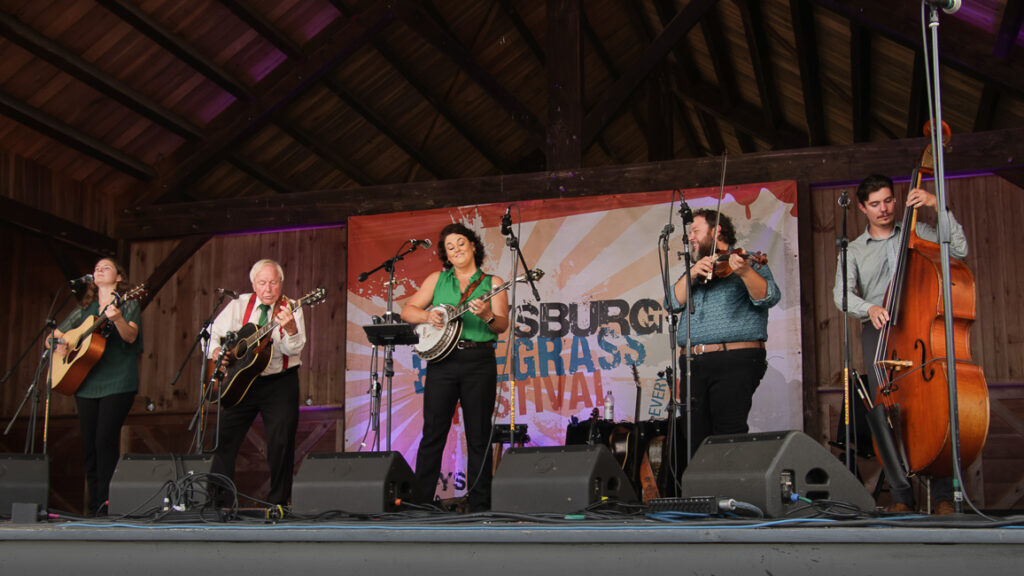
[833,213,968,322]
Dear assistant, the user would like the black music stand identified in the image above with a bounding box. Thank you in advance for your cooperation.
[362,322,418,451]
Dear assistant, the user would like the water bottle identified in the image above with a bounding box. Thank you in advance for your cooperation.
[604,391,614,421]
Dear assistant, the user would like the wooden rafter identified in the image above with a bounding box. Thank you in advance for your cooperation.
[906,50,927,138]
[583,0,720,150]
[329,0,513,174]
[0,196,118,257]
[321,77,451,180]
[546,0,583,170]
[790,0,825,147]
[217,0,306,61]
[276,120,375,187]
[994,0,1024,61]
[95,0,253,100]
[0,91,155,181]
[974,83,1000,132]
[116,127,1024,240]
[0,12,204,141]
[737,0,783,143]
[497,0,545,66]
[814,0,1024,98]
[400,0,546,142]
[228,154,300,194]
[700,3,737,110]
[133,2,396,206]
[137,235,212,310]
[850,20,872,143]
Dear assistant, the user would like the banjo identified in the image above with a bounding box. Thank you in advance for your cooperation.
[414,269,543,362]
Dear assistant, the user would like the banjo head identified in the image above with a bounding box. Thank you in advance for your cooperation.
[414,304,462,361]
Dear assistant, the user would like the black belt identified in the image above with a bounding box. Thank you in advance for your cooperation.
[456,340,492,349]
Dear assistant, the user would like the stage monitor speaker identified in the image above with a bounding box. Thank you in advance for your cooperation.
[492,444,638,514]
[108,454,214,516]
[0,454,49,517]
[680,430,875,518]
[291,451,415,515]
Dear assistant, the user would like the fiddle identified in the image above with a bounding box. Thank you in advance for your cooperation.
[707,248,767,280]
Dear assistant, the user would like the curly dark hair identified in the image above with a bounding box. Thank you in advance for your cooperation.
[437,223,485,269]
[692,208,737,247]
[856,174,894,206]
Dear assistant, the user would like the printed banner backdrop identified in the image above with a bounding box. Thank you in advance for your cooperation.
[345,182,801,501]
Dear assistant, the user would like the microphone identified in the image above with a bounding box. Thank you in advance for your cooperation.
[216,288,240,299]
[838,189,850,208]
[501,206,512,236]
[69,274,93,287]
[410,239,432,249]
[679,199,693,225]
[924,0,960,14]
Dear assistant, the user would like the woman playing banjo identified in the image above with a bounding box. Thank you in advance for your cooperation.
[401,223,509,512]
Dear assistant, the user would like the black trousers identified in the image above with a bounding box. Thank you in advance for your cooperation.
[679,348,767,457]
[75,391,136,513]
[212,368,299,505]
[861,324,953,506]
[415,345,496,511]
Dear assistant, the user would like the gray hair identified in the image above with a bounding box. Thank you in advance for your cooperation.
[249,259,285,283]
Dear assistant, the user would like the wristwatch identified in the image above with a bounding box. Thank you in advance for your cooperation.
[486,315,496,325]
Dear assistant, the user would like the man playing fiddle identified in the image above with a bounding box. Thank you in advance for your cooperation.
[668,209,781,456]
[832,174,968,514]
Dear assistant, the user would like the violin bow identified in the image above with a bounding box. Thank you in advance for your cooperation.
[707,150,728,283]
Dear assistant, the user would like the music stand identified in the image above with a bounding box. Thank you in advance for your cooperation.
[362,323,418,451]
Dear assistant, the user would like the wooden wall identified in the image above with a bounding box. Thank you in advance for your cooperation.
[809,174,1024,508]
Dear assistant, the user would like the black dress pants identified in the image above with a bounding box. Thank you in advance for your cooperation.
[679,348,767,457]
[415,345,496,511]
[76,391,136,514]
[211,368,299,505]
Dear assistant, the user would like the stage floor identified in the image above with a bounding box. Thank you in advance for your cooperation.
[2,509,1023,576]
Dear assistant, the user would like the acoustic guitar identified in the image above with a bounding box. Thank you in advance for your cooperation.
[50,283,148,396]
[212,287,326,407]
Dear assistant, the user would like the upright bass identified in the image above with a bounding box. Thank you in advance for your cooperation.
[873,123,989,478]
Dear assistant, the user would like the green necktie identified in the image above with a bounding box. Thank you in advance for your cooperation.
[257,304,270,327]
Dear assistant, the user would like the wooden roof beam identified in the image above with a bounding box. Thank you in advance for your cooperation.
[277,120,376,187]
[0,196,118,257]
[217,0,306,61]
[974,83,1000,132]
[227,154,300,194]
[321,77,451,180]
[400,0,546,142]
[546,0,583,170]
[654,0,710,157]
[583,0,720,150]
[994,0,1024,61]
[0,91,155,181]
[95,0,252,101]
[906,50,928,138]
[738,0,784,144]
[700,3,738,110]
[814,0,1024,98]
[132,2,396,206]
[790,0,826,147]
[117,127,1024,240]
[850,21,872,143]
[498,0,545,66]
[0,12,204,141]
[138,235,211,311]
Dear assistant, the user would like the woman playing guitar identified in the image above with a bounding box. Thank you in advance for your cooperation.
[50,258,142,515]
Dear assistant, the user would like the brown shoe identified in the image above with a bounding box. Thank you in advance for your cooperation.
[934,501,955,515]
[884,502,913,513]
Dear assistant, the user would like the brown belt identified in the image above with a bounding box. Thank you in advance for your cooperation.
[689,341,764,355]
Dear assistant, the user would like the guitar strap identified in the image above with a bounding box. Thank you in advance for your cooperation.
[456,274,488,307]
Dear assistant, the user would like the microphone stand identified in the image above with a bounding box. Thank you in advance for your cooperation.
[3,286,76,455]
[836,190,859,475]
[184,292,231,454]
[358,241,423,451]
[502,208,537,448]
[923,1,965,513]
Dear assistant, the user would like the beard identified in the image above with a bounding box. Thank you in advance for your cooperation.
[692,234,716,260]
